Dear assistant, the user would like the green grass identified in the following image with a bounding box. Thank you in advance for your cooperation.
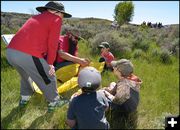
[132,59,179,128]
[1,40,179,129]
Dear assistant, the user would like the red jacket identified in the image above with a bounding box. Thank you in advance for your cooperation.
[55,35,78,63]
[8,11,62,65]
[101,51,114,64]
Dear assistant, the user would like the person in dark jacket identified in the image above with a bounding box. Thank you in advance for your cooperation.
[66,67,110,129]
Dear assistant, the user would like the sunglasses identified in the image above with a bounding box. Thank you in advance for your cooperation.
[54,11,64,16]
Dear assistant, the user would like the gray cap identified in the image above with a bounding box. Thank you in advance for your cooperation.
[78,67,101,90]
[111,59,133,77]
[98,42,110,48]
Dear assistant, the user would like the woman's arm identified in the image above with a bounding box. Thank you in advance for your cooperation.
[58,50,90,67]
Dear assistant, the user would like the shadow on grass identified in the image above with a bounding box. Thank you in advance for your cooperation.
[27,93,68,129]
[27,111,54,129]
[106,110,138,129]
[1,106,27,129]
[61,86,79,100]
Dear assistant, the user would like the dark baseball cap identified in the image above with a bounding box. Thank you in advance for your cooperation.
[98,42,110,48]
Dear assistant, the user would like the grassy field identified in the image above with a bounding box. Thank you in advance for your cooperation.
[1,40,179,129]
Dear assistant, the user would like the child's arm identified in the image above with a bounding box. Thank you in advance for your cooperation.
[104,82,116,94]
[66,99,77,128]
[103,90,115,101]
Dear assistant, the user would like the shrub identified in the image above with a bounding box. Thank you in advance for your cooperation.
[151,48,160,57]
[61,24,96,40]
[168,25,179,39]
[139,40,150,52]
[132,35,143,49]
[121,47,132,59]
[133,49,144,58]
[1,25,17,34]
[132,37,150,52]
[175,47,179,58]
[159,49,172,64]
[171,38,179,57]
[1,25,11,34]
[89,31,132,58]
[120,24,137,33]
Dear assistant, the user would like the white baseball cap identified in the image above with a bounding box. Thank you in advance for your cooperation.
[78,67,101,90]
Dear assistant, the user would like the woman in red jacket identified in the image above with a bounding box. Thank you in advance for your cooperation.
[6,1,71,112]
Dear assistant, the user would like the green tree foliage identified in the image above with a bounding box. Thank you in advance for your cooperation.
[114,1,134,26]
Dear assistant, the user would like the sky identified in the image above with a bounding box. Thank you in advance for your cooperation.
[1,1,179,25]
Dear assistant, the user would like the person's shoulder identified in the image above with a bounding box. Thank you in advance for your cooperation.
[70,95,81,106]
[71,93,87,102]
[96,90,108,99]
[107,51,114,58]
[59,35,68,43]
[109,51,114,57]
[117,79,139,92]
[116,79,129,89]
[97,89,104,95]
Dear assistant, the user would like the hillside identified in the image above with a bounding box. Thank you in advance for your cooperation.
[1,12,112,34]
[1,12,179,129]
[1,12,179,59]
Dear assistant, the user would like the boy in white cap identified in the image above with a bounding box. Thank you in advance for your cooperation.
[66,67,110,129]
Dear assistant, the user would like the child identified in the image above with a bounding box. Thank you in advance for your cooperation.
[103,59,142,129]
[66,67,110,129]
[103,59,142,112]
[98,42,114,71]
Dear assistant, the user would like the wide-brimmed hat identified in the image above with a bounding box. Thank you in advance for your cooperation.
[98,42,110,49]
[78,67,101,91]
[36,1,72,18]
[111,59,134,77]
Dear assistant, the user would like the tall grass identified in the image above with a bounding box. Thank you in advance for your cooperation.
[132,59,179,128]
[1,39,179,129]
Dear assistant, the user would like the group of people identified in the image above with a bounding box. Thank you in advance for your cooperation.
[6,1,142,129]
[141,21,164,28]
[66,59,142,129]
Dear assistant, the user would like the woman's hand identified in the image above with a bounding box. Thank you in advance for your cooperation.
[79,58,90,67]
[49,65,55,76]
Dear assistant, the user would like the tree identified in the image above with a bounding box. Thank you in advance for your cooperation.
[114,1,134,26]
